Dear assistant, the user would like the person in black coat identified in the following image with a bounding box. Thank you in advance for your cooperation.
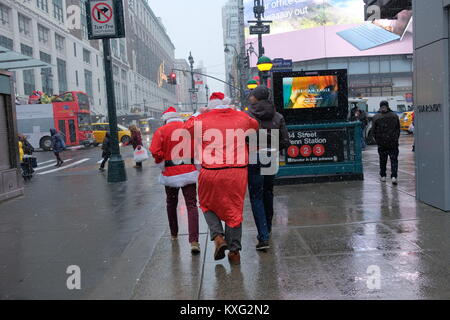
[245,85,290,250]
[372,100,401,185]
[99,132,112,172]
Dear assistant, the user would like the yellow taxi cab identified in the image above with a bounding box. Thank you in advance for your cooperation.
[400,111,414,132]
[92,123,131,145]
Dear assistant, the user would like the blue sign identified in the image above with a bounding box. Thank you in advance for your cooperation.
[272,58,293,73]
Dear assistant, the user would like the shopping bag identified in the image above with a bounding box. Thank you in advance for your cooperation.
[408,124,414,133]
[134,145,149,162]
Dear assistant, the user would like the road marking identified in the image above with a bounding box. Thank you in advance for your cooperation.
[35,159,73,171]
[37,159,90,175]
[37,159,57,166]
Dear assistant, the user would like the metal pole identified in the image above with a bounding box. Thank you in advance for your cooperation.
[102,38,127,183]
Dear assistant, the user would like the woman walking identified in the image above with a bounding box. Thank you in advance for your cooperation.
[128,125,143,168]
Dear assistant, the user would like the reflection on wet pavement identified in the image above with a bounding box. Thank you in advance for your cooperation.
[2,134,450,299]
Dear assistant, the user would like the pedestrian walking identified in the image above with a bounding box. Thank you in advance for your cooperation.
[128,125,143,168]
[150,107,200,254]
[50,128,65,167]
[246,86,290,250]
[185,92,259,265]
[372,100,401,185]
[350,105,368,149]
[99,132,112,172]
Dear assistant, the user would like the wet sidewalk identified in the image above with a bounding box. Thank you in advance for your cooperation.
[1,134,450,299]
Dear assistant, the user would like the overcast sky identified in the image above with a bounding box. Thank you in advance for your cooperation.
[148,0,228,93]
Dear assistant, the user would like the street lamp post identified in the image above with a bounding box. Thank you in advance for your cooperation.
[188,52,197,113]
[257,56,273,87]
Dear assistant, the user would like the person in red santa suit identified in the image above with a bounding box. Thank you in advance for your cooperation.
[185,92,259,265]
[150,106,201,254]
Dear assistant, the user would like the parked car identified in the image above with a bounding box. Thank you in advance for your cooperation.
[400,111,414,133]
[92,123,131,145]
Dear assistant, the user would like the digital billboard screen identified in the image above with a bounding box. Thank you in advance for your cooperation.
[283,75,339,109]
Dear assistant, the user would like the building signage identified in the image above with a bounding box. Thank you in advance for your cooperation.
[417,104,441,113]
[272,58,293,73]
[286,129,345,164]
[87,0,125,39]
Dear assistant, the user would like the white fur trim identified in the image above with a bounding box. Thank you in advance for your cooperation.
[158,170,199,188]
[208,99,224,108]
[162,111,180,121]
[156,161,165,171]
[166,118,184,124]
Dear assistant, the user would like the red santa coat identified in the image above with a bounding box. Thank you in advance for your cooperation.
[150,119,198,188]
[185,108,259,227]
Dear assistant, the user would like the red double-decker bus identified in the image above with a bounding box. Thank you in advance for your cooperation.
[52,91,94,148]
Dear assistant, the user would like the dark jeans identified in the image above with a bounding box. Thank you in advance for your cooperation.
[204,211,242,252]
[54,152,63,163]
[378,145,399,178]
[248,165,275,242]
[100,155,109,169]
[165,184,199,243]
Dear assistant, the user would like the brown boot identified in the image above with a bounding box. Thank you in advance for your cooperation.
[213,235,228,260]
[228,251,240,265]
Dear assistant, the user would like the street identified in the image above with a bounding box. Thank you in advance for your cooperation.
[2,133,450,299]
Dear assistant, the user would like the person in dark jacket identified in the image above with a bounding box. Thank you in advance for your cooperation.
[99,132,112,172]
[128,124,143,168]
[350,106,368,149]
[246,85,290,250]
[50,128,65,167]
[372,101,401,185]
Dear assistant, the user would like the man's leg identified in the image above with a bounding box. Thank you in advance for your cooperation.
[389,146,399,178]
[204,211,227,260]
[378,146,388,178]
[248,166,270,243]
[225,223,242,252]
[165,186,180,238]
[100,156,109,169]
[181,183,199,244]
[263,175,275,235]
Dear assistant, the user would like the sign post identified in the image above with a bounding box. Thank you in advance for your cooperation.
[86,0,126,183]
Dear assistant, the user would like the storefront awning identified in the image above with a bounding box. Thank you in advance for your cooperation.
[0,45,53,70]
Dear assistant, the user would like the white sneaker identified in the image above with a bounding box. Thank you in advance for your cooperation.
[380,177,387,182]
[392,177,398,185]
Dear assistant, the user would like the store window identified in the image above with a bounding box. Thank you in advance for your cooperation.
[0,36,13,50]
[349,57,369,75]
[23,70,35,95]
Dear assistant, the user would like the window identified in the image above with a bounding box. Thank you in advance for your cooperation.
[40,51,53,94]
[80,1,88,39]
[38,24,50,44]
[52,0,64,23]
[55,34,65,52]
[20,43,33,57]
[75,70,79,86]
[0,4,10,26]
[0,36,13,50]
[73,42,77,56]
[18,14,31,37]
[37,0,48,12]
[57,59,67,93]
[83,49,91,64]
[98,78,101,92]
[23,70,35,95]
[84,70,93,98]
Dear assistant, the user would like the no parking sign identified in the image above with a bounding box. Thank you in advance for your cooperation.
[86,0,125,39]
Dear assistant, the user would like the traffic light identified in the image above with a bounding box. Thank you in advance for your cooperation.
[168,72,177,85]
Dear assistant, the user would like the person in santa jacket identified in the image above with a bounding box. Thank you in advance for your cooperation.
[150,107,200,254]
[185,93,259,265]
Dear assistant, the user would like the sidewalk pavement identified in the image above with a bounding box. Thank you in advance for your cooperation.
[1,134,450,299]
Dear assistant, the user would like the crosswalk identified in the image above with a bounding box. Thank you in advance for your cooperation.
[34,158,92,175]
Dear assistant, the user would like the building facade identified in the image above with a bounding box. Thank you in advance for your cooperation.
[0,0,178,121]
[222,0,240,99]
[0,0,107,116]
[174,58,191,112]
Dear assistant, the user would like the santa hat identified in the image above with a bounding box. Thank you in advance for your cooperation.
[208,92,231,109]
[161,106,180,121]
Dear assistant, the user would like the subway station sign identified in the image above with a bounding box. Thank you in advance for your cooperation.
[86,0,125,39]
[286,129,345,164]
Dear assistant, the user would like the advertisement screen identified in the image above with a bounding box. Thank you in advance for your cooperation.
[283,75,339,109]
